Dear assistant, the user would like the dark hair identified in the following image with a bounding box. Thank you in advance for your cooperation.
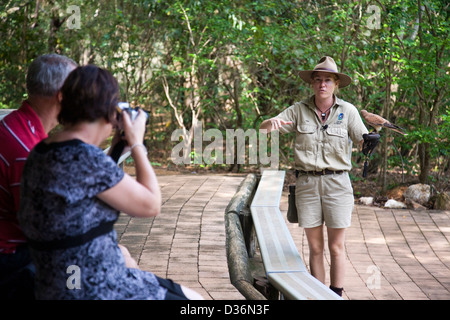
[26,54,77,97]
[58,65,119,126]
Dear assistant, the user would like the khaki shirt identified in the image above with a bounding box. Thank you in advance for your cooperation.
[275,95,368,172]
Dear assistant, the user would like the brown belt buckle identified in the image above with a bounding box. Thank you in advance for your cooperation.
[322,169,326,175]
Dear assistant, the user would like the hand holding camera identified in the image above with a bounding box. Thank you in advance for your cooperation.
[110,103,149,162]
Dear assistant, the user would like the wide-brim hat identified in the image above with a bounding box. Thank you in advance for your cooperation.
[299,56,352,88]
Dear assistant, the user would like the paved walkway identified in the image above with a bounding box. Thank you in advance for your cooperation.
[115,173,450,300]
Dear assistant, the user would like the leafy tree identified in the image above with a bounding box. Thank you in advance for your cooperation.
[0,0,448,189]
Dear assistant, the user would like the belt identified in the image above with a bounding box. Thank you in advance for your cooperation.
[27,220,115,252]
[296,169,345,176]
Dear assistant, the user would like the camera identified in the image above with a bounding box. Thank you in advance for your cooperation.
[116,102,149,130]
[110,102,149,163]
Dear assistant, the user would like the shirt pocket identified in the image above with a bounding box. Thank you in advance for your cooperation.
[326,127,347,138]
[297,124,316,134]
[295,124,317,152]
[325,126,348,153]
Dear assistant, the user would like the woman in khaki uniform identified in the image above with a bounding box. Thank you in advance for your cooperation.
[260,56,368,297]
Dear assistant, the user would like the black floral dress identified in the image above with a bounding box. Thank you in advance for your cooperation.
[18,139,166,300]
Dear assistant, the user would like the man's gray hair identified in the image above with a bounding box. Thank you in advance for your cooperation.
[26,54,78,97]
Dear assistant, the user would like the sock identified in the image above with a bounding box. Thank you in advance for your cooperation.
[329,285,343,297]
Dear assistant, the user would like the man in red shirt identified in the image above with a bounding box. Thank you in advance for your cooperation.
[0,54,77,299]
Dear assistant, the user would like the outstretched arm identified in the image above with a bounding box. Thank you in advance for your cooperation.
[260,118,293,132]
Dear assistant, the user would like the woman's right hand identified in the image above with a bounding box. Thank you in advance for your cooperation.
[98,108,161,218]
[122,109,147,146]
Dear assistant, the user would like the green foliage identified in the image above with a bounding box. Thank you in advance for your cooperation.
[0,0,448,184]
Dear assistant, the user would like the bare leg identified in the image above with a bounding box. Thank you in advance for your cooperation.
[118,244,139,269]
[181,286,204,300]
[327,228,346,289]
[304,225,325,284]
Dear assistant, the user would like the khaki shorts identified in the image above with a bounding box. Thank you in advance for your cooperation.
[295,172,354,228]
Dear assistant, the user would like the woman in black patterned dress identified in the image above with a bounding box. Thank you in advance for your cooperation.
[18,65,202,300]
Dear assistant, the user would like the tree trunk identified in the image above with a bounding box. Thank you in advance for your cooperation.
[418,142,430,183]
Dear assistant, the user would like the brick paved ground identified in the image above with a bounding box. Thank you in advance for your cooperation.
[115,174,246,300]
[115,173,450,300]
[281,194,450,300]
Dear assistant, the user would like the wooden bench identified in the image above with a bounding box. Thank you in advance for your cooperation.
[250,170,342,300]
